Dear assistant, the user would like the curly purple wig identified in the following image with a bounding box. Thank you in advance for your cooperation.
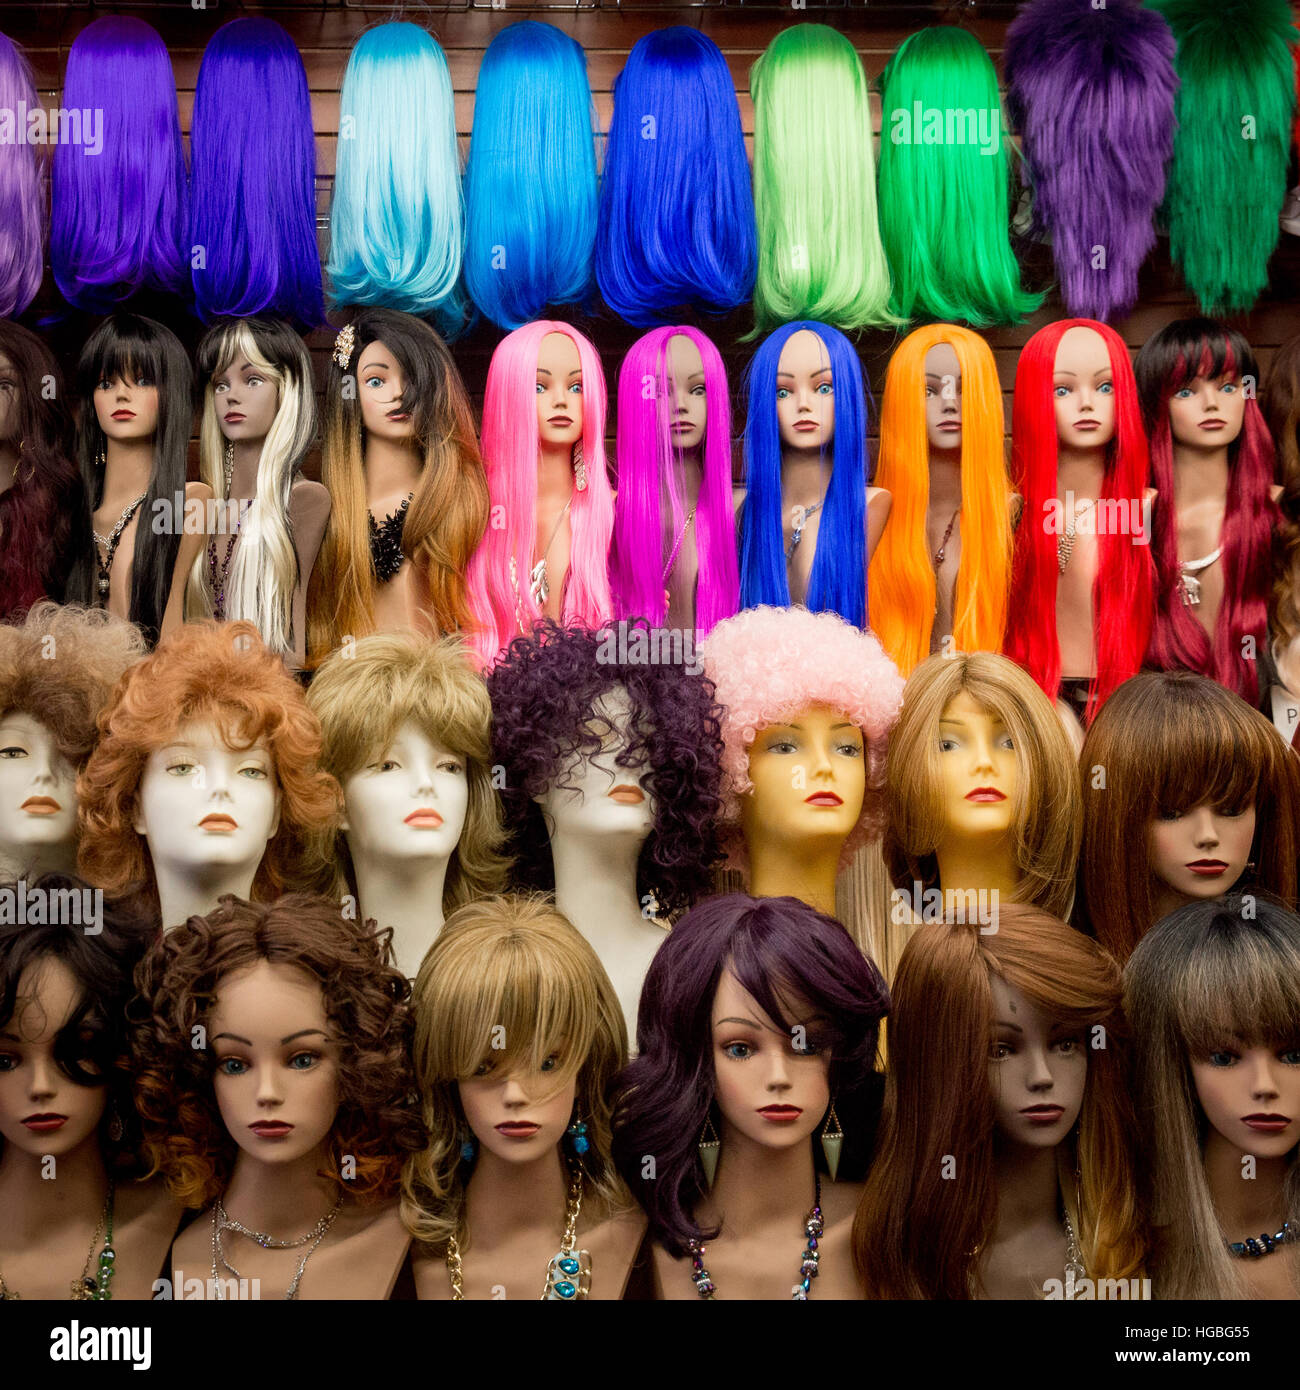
[486,620,725,918]
[610,893,889,1258]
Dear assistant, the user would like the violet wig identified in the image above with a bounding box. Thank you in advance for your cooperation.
[189,18,323,328]
[610,893,889,1258]
[0,33,44,318]
[1005,0,1178,323]
[485,620,725,918]
[609,327,739,634]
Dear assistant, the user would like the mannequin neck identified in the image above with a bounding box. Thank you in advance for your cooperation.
[697,1123,819,1233]
[0,1129,109,1243]
[0,839,79,883]
[1202,1128,1289,1238]
[537,443,574,500]
[1055,446,1106,496]
[363,435,422,501]
[221,1142,342,1235]
[927,448,962,511]
[991,1136,1061,1239]
[350,846,448,980]
[549,825,646,934]
[154,859,260,932]
[225,436,265,503]
[1150,880,1193,927]
[1170,442,1230,506]
[102,438,154,499]
[744,833,840,920]
[934,833,1021,911]
[779,451,831,510]
[667,449,703,511]
[464,1142,570,1247]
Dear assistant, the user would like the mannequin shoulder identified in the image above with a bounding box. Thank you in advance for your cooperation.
[1009,492,1024,530]
[732,485,747,517]
[867,486,892,513]
[580,1199,649,1300]
[1271,483,1285,506]
[288,479,332,544]
[115,1173,184,1239]
[171,1204,215,1274]
[820,1179,865,1232]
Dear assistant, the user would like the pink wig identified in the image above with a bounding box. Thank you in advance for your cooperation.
[609,326,739,634]
[465,320,615,666]
[700,605,904,869]
[1003,319,1155,722]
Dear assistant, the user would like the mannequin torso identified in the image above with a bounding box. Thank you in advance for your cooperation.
[534,446,574,626]
[1202,1129,1298,1301]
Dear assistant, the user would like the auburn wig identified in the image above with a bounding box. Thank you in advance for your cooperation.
[1268,330,1300,684]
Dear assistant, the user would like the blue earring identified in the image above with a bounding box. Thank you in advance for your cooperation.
[566,1114,590,1158]
[459,1130,477,1164]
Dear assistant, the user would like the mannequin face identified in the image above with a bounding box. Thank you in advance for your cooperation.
[936,691,1018,844]
[341,720,469,868]
[0,351,18,443]
[535,332,584,451]
[1167,374,1247,452]
[988,976,1086,1150]
[1052,326,1115,452]
[212,352,280,448]
[93,368,159,445]
[210,960,341,1169]
[459,1049,578,1167]
[1148,801,1256,907]
[0,711,79,864]
[356,339,414,445]
[666,334,707,453]
[775,329,834,452]
[924,342,962,454]
[710,968,830,1152]
[1190,1040,1300,1160]
[0,956,108,1161]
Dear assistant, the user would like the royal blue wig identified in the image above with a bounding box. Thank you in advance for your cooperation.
[464,21,597,331]
[596,27,756,326]
[739,322,870,628]
[189,17,323,328]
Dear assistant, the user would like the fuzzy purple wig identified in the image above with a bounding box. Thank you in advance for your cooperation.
[0,33,44,318]
[486,619,724,918]
[700,605,904,868]
[1005,0,1178,323]
[610,893,889,1258]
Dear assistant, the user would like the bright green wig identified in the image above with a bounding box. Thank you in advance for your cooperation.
[876,26,1041,327]
[749,24,894,333]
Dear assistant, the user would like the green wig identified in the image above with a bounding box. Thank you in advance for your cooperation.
[749,24,895,333]
[876,26,1042,327]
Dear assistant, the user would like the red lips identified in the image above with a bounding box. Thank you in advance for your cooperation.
[804,792,842,807]
[249,1121,293,1139]
[22,1113,68,1132]
[965,787,1006,803]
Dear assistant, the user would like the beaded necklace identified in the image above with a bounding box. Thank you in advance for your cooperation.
[688,1171,823,1300]
[0,1183,116,1300]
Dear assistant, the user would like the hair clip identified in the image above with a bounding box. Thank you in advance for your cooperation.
[332,323,356,371]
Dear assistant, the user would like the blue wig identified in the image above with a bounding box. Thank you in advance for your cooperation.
[596,27,756,326]
[739,322,870,628]
[189,17,323,328]
[464,21,596,331]
[328,22,468,335]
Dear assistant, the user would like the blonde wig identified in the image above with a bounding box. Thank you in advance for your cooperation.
[401,893,629,1251]
[883,653,1082,920]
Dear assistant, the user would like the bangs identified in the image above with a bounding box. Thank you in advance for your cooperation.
[156,697,276,758]
[1138,697,1267,816]
[1170,335,1239,392]
[727,947,845,1059]
[1170,925,1300,1055]
[92,332,164,389]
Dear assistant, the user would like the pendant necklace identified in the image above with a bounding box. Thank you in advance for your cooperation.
[661,508,697,590]
[1056,497,1095,574]
[785,500,824,564]
[93,495,148,604]
[1178,546,1222,607]
[932,509,960,569]
[0,1183,116,1300]
[687,1170,823,1300]
[207,507,247,620]
[529,498,572,610]
[210,1192,343,1301]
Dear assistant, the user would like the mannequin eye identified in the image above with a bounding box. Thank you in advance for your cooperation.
[775,387,791,400]
[1097,381,1114,395]
[815,382,833,396]
[722,1041,754,1061]
[568,382,583,395]
[363,375,383,390]
[1155,808,1183,822]
[690,384,706,398]
[535,381,547,394]
[938,736,960,753]
[834,740,862,757]
[216,1056,249,1077]
[766,739,798,755]
[1220,382,1238,395]
[246,375,265,388]
[1052,385,1071,398]
[0,1052,18,1071]
[1206,1051,1237,1067]
[370,758,400,773]
[1279,1047,1300,1065]
[238,765,269,780]
[213,381,229,394]
[1052,1036,1082,1055]
[1173,387,1194,400]
[539,1051,562,1073]
[996,734,1015,752]
[287,1051,319,1071]
[472,1057,495,1077]
[165,761,197,777]
[988,1040,1012,1060]
[0,745,28,758]
[438,760,464,776]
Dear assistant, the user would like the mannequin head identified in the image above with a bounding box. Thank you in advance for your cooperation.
[611,893,889,1257]
[131,894,422,1209]
[401,894,627,1249]
[883,652,1082,920]
[1078,671,1300,963]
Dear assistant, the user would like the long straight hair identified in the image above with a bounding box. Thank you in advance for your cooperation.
[739,322,869,628]
[868,325,1012,673]
[0,33,45,318]
[1002,319,1154,721]
[1136,319,1278,703]
[609,326,738,634]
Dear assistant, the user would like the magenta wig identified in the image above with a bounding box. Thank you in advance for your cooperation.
[610,893,888,1257]
[465,321,614,667]
[700,605,904,869]
[1003,320,1155,722]
[609,327,739,635]
[0,33,44,318]
[1136,318,1278,703]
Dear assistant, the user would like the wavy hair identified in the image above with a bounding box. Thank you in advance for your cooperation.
[1267,331,1300,683]
[0,33,45,318]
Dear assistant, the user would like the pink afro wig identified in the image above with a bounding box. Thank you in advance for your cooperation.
[700,605,904,868]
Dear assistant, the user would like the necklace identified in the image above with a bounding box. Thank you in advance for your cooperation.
[688,1170,823,1301]
[0,1183,116,1300]
[445,1164,590,1301]
[1226,1220,1298,1259]
[661,508,697,589]
[1061,1209,1087,1298]
[785,500,823,564]
[93,494,148,603]
[529,498,572,610]
[369,493,413,585]
[210,1192,343,1301]
[206,506,246,620]
[932,508,960,569]
[1056,496,1095,574]
[1178,546,1222,608]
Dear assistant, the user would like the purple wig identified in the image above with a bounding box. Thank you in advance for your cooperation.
[610,893,889,1258]
[486,619,724,917]
[51,18,189,312]
[189,18,323,328]
[0,33,44,318]
[1005,0,1178,322]
[609,327,739,635]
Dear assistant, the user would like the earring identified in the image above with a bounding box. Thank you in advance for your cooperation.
[458,1129,477,1165]
[573,441,587,493]
[697,1114,720,1188]
[94,444,106,470]
[11,440,32,486]
[222,439,234,498]
[565,1110,590,1159]
[107,1104,123,1145]
[820,1100,843,1183]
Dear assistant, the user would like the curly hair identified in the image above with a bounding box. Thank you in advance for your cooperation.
[699,605,904,869]
[486,619,724,917]
[1267,331,1300,677]
[77,621,340,908]
[129,894,425,1210]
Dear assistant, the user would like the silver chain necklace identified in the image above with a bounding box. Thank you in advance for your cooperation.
[210,1193,343,1301]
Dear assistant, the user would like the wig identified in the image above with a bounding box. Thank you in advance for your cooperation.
[130,894,424,1210]
[0,323,92,620]
[596,28,755,326]
[307,308,488,662]
[188,17,323,328]
[1003,318,1154,721]
[749,25,893,333]
[1136,318,1279,703]
[306,631,510,909]
[738,322,871,627]
[876,26,1041,327]
[464,321,614,667]
[0,33,45,318]
[328,22,467,335]
[486,620,724,918]
[609,327,739,634]
[401,893,628,1250]
[1148,0,1298,313]
[65,313,193,647]
[1077,671,1300,963]
[1004,0,1177,323]
[77,621,340,911]
[1267,331,1300,677]
[700,606,903,870]
[186,317,317,659]
[464,22,596,332]
[854,906,1144,1297]
[868,325,1012,673]
[611,893,889,1259]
